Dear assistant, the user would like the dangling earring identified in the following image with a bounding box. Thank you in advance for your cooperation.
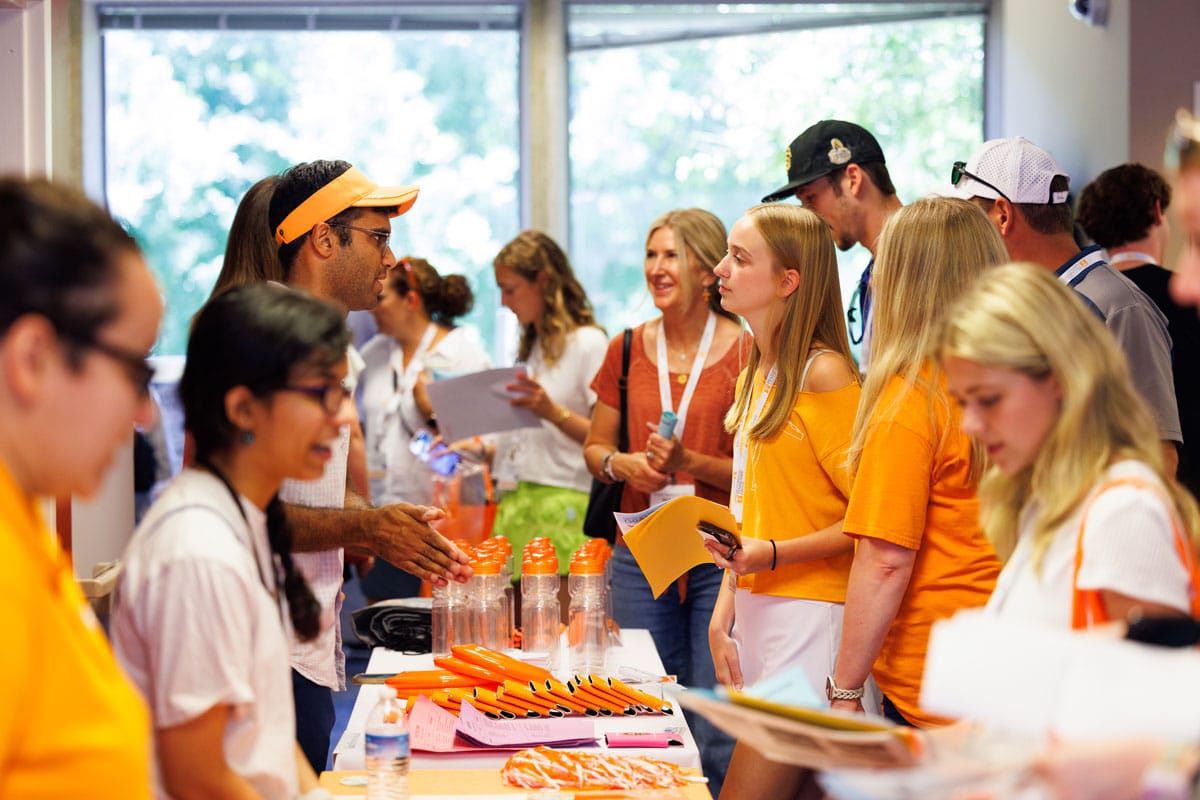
[703,289,712,302]
[239,430,255,446]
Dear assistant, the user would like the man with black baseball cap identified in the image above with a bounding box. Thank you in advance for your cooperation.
[764,120,902,369]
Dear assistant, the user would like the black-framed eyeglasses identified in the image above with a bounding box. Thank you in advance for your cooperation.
[280,381,353,415]
[327,222,390,255]
[62,333,155,397]
[951,161,1011,202]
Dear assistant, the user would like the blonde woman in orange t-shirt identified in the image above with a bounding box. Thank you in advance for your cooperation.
[705,203,864,799]
[829,197,1005,729]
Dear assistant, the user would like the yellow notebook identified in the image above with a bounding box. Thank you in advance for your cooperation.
[622,496,739,598]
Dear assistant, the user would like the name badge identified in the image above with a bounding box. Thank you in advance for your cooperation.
[649,482,695,507]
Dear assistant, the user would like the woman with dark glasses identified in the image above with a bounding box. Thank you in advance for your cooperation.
[112,283,351,798]
[0,177,160,798]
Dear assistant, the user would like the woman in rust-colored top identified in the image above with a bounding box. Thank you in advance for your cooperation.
[584,208,745,797]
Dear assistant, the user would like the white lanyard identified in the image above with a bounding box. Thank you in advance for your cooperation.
[390,323,438,391]
[656,311,717,441]
[386,323,438,433]
[1107,250,1156,266]
[729,364,776,524]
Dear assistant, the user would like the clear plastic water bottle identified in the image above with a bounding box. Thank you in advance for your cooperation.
[567,551,608,674]
[365,692,409,799]
[521,543,560,664]
[476,560,511,651]
[430,582,452,657]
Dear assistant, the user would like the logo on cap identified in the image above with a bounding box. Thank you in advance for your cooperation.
[785,146,793,173]
[828,139,852,166]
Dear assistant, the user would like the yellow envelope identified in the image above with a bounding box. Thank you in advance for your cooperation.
[623,496,739,598]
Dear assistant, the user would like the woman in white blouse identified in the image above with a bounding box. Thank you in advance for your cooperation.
[940,262,1200,629]
[357,257,491,599]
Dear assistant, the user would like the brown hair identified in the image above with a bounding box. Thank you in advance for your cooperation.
[493,230,597,364]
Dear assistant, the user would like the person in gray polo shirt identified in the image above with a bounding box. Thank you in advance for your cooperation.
[952,136,1182,476]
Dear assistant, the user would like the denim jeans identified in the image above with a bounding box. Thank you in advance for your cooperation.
[610,545,734,796]
[292,668,335,772]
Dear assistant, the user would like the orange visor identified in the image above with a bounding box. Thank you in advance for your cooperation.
[274,166,419,245]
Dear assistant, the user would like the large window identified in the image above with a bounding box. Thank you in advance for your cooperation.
[100,2,985,362]
[568,5,986,339]
[102,13,520,356]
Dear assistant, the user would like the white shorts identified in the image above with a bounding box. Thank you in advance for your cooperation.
[732,591,880,715]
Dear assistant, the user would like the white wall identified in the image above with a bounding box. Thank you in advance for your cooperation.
[0,2,51,176]
[988,0,1131,189]
[2,0,138,580]
[991,0,1200,259]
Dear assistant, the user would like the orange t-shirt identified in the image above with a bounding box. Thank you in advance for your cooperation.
[591,323,748,513]
[843,368,1000,728]
[736,369,858,602]
[0,461,152,799]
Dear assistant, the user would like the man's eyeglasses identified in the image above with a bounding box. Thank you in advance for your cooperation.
[62,333,155,397]
[280,381,353,415]
[327,223,390,255]
[951,161,1011,202]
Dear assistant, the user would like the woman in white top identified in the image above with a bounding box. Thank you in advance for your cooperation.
[112,283,353,799]
[939,262,1200,629]
[490,230,607,575]
[358,256,491,506]
[358,257,491,599]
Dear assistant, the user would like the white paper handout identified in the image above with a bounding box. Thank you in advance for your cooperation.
[425,366,542,443]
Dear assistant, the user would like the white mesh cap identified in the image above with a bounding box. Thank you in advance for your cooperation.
[955,136,1071,204]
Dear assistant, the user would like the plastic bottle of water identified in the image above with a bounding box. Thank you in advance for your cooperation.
[521,542,561,665]
[430,581,452,657]
[365,693,409,799]
[567,551,608,674]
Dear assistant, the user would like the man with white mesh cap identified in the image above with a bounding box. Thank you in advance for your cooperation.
[952,136,1182,476]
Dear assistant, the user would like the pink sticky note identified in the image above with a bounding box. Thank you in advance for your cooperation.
[408,696,464,752]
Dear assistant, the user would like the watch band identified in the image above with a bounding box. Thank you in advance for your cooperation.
[601,451,619,482]
[826,675,865,702]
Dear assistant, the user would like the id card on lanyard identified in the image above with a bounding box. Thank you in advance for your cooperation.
[730,364,776,525]
[383,322,438,434]
[649,312,717,507]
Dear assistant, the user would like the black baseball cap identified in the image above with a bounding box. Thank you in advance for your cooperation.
[762,120,887,202]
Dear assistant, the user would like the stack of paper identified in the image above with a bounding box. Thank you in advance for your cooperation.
[407,696,597,753]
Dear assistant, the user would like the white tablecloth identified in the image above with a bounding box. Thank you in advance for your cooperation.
[331,628,701,771]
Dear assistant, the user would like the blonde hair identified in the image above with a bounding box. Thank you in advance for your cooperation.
[937,262,1200,565]
[847,196,1008,474]
[723,204,855,439]
[493,230,598,364]
[645,208,737,322]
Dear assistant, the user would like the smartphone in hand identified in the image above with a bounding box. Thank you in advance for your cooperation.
[697,520,740,557]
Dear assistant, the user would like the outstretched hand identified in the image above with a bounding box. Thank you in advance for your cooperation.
[370,503,472,585]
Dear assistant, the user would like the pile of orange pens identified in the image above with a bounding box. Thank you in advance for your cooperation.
[384,643,673,720]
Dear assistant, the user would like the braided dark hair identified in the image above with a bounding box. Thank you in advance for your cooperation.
[266,494,321,641]
[183,283,350,641]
